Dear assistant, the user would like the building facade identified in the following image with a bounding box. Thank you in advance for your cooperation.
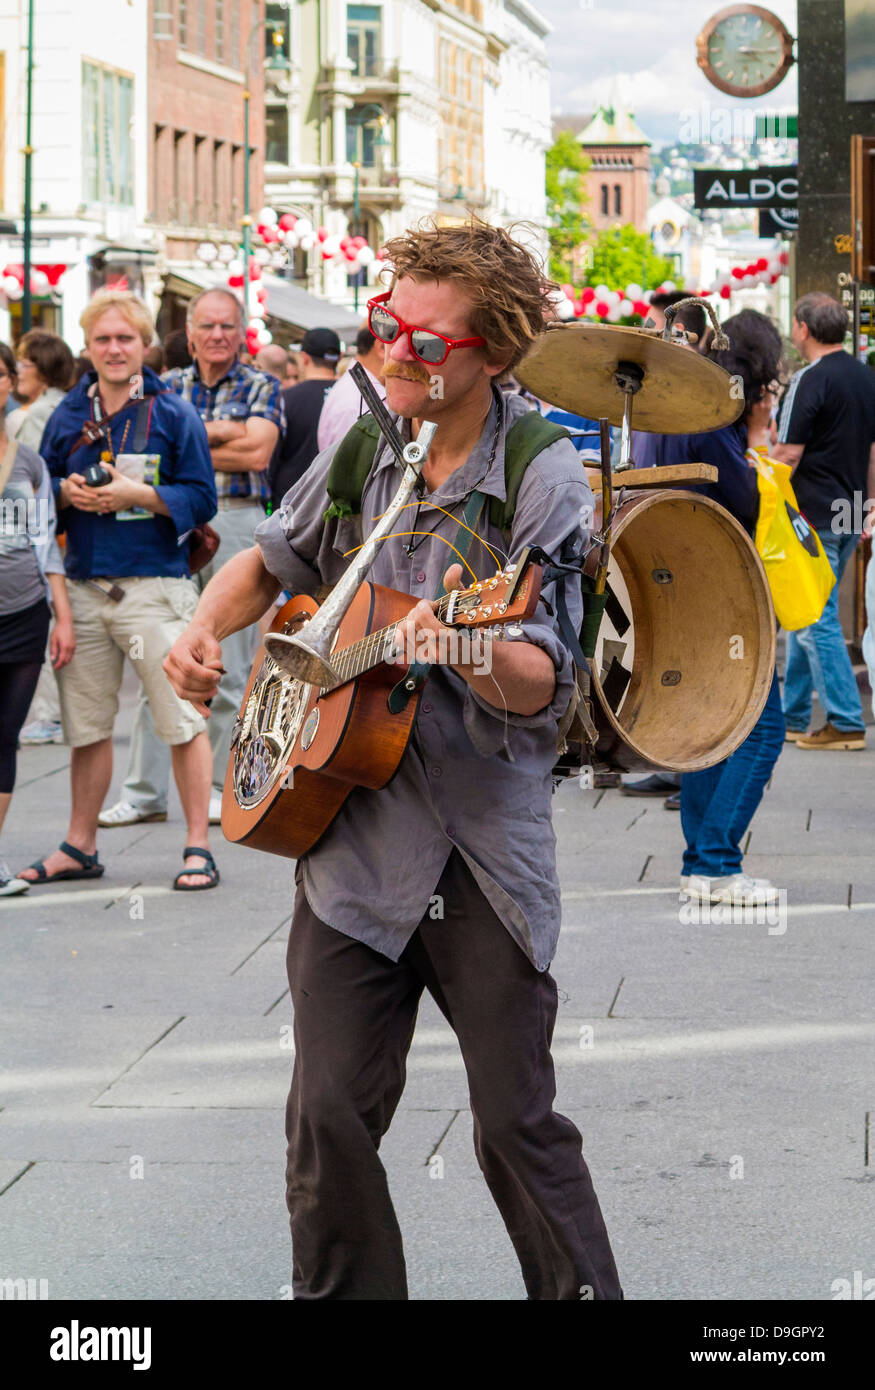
[0,0,152,346]
[577,103,651,234]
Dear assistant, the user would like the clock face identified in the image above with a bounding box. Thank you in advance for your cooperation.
[697,5,794,99]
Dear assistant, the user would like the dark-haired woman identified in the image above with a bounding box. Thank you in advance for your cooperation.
[0,342,75,895]
[10,330,74,450]
[648,310,786,908]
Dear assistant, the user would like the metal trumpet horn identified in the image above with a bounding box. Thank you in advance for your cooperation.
[263,422,438,688]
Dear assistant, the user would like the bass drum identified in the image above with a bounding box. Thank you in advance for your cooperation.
[584,488,775,773]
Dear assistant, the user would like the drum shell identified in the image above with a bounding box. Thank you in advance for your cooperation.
[582,487,775,773]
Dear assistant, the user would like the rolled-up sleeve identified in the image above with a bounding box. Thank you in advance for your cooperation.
[153,398,218,536]
[463,449,593,748]
[254,445,345,594]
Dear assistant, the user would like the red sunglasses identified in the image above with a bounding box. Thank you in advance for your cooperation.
[367,292,486,367]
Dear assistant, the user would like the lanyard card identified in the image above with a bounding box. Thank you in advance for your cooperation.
[115,453,161,520]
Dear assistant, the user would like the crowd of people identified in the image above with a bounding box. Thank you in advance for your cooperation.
[0,273,873,909]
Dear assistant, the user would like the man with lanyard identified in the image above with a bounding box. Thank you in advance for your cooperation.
[100,287,282,828]
[18,289,218,890]
[165,221,623,1300]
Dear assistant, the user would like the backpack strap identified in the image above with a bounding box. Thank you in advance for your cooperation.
[323,413,383,522]
[488,413,571,535]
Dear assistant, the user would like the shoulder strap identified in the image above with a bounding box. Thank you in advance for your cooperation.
[0,438,20,496]
[323,413,382,521]
[488,413,570,534]
[132,398,153,452]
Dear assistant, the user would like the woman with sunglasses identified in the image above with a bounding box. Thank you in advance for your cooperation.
[0,342,75,896]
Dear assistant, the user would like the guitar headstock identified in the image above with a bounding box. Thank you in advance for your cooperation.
[443,549,542,629]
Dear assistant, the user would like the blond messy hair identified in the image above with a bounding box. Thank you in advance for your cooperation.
[80,289,155,346]
[380,217,558,370]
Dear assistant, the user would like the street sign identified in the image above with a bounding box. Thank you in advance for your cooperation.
[693,166,799,210]
[759,208,798,236]
[755,115,798,140]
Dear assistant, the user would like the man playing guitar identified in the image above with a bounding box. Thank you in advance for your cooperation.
[164,220,623,1300]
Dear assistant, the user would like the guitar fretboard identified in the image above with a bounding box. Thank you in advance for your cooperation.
[325,593,455,688]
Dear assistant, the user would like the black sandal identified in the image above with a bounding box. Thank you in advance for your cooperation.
[173,846,220,892]
[23,840,105,885]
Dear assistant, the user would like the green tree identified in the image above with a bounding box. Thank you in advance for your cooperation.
[584,224,678,293]
[545,132,591,283]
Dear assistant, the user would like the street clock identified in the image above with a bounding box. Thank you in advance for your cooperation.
[697,5,795,98]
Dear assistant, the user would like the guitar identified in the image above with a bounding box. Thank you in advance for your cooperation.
[221,556,543,859]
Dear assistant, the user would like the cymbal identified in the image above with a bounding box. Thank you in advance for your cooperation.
[516,322,743,434]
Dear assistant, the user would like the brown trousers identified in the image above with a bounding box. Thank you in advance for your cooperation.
[285,850,622,1300]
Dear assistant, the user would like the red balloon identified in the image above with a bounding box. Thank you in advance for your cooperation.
[731,267,745,280]
[353,235,367,248]
[778,251,789,266]
[227,274,244,288]
[561,283,575,300]
[632,299,649,317]
[720,285,732,299]
[755,257,769,272]
[595,301,610,318]
[580,286,596,304]
[262,226,280,245]
[248,261,261,280]
[279,213,297,232]
[316,226,328,242]
[321,249,334,260]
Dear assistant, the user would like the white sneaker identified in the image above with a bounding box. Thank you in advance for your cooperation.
[681,872,779,906]
[209,790,223,825]
[19,720,64,745]
[98,801,168,828]
[0,862,29,897]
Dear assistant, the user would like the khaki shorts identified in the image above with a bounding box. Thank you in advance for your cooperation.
[57,577,207,749]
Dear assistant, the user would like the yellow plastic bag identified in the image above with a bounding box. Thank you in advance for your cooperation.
[748,449,835,631]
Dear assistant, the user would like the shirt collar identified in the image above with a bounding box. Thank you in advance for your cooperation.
[190,357,246,390]
[371,388,508,505]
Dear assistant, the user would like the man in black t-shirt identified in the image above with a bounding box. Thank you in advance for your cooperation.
[774,293,875,749]
[268,327,340,509]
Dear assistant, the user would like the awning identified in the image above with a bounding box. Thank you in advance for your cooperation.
[161,267,363,346]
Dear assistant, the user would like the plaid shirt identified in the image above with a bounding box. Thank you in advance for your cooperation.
[162,359,282,502]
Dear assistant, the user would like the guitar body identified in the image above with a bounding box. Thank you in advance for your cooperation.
[221,583,420,859]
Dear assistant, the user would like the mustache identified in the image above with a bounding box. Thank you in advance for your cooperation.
[383,360,432,385]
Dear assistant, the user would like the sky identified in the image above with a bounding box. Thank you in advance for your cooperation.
[535,0,799,147]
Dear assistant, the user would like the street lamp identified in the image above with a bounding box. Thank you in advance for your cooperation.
[348,104,391,310]
[22,0,35,333]
[242,21,291,314]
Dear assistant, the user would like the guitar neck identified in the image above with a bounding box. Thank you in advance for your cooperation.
[327,593,456,687]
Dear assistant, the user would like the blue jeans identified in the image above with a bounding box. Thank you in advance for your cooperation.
[681,670,785,879]
[783,530,864,733]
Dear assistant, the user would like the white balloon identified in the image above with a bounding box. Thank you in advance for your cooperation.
[258,207,277,227]
[257,328,272,346]
[625,283,643,301]
[298,234,315,252]
[283,229,299,249]
[607,290,622,307]
[607,305,623,322]
[4,280,23,301]
[295,217,313,237]
[30,270,50,295]
[322,235,340,256]
[742,274,757,289]
[249,300,266,318]
[619,298,634,316]
[357,245,375,266]
[661,280,676,292]
[227,258,244,277]
[594,284,611,301]
[555,297,575,321]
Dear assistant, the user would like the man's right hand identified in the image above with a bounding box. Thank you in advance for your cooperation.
[164,625,225,716]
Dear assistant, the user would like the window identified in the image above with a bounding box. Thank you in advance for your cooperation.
[179,0,188,46]
[82,60,134,206]
[347,5,381,78]
[216,0,225,61]
[230,1,240,68]
[266,104,289,164]
[600,184,608,215]
[265,3,291,60]
[614,184,622,215]
[196,0,206,56]
[346,104,379,166]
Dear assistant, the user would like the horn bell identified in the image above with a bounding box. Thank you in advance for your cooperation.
[263,630,340,688]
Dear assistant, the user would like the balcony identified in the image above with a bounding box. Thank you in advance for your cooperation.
[317,57,403,97]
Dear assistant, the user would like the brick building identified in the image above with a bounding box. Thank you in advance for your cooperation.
[148,0,266,262]
[577,103,651,234]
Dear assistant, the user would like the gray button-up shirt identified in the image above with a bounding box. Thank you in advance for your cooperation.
[254,389,593,971]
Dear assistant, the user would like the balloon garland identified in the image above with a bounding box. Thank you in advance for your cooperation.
[229,206,386,354]
[553,250,790,324]
[1,261,67,305]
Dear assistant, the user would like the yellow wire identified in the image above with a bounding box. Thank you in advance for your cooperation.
[342,530,479,581]
[376,501,505,573]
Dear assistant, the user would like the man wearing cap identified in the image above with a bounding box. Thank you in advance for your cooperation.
[317,326,387,453]
[268,328,341,512]
[100,287,282,828]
